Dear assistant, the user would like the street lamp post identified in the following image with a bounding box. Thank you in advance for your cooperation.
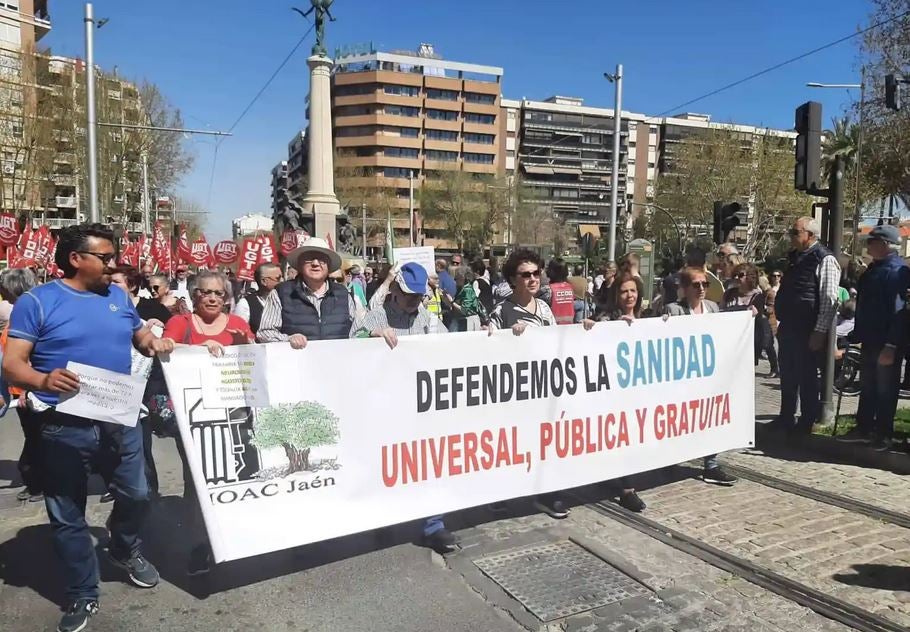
[84,3,102,223]
[806,73,864,258]
[629,202,683,253]
[604,65,623,262]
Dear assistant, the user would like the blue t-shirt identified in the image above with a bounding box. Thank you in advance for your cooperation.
[8,280,142,405]
[438,270,457,298]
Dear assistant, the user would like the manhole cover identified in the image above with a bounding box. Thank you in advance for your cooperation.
[474,540,650,621]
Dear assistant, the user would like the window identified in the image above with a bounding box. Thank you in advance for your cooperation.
[335,84,375,97]
[464,152,494,164]
[337,125,377,137]
[553,189,579,198]
[0,50,18,78]
[426,88,458,101]
[426,129,458,142]
[398,127,419,138]
[426,150,457,162]
[465,113,495,125]
[426,109,457,121]
[384,105,419,117]
[383,167,412,178]
[384,84,419,97]
[384,147,419,158]
[0,2,19,12]
[0,20,20,46]
[465,92,495,105]
[464,133,494,145]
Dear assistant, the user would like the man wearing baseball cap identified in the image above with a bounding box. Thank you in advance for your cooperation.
[350,262,455,552]
[257,237,357,347]
[842,223,910,449]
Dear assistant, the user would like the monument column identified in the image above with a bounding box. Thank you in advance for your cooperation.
[302,54,341,246]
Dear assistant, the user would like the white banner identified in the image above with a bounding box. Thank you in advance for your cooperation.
[161,312,755,563]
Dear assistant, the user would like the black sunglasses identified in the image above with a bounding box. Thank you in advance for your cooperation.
[77,251,116,265]
[518,270,541,279]
[690,281,710,289]
[151,284,162,292]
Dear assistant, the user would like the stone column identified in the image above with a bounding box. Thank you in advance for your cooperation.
[302,54,341,246]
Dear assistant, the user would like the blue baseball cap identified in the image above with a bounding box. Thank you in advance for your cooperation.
[395,262,428,294]
[866,224,901,245]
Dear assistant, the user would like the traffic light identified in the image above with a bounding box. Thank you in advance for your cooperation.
[712,201,742,245]
[886,74,901,111]
[794,101,822,192]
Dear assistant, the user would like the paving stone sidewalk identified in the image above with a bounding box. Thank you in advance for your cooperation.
[638,474,910,629]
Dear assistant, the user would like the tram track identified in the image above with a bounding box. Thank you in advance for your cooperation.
[572,493,906,632]
[718,461,910,530]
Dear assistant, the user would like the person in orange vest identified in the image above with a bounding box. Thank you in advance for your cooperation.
[546,257,575,325]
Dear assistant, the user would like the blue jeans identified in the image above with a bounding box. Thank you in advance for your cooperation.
[423,515,445,536]
[39,409,149,601]
[856,343,902,438]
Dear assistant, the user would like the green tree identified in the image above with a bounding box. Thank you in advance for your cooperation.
[251,402,340,474]
[420,170,506,253]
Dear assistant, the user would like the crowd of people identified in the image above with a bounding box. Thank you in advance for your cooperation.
[1,214,907,632]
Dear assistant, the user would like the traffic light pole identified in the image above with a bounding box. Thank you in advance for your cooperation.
[819,154,844,426]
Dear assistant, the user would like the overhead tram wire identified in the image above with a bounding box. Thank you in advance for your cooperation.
[656,9,910,117]
[204,22,316,209]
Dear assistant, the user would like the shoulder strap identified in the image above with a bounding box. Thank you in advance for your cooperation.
[181,314,194,345]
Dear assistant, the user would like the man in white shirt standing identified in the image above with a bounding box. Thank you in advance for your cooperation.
[233,263,283,336]
[169,265,193,302]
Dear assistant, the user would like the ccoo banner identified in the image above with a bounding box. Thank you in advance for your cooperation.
[161,312,756,563]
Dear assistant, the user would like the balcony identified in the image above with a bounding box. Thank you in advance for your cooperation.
[52,173,75,186]
[45,217,79,229]
[56,196,77,208]
[34,4,52,42]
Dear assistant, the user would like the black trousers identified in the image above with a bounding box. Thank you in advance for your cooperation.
[141,416,158,496]
[17,406,43,495]
[777,322,823,427]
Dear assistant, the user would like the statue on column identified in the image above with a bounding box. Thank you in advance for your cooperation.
[337,216,356,255]
[293,0,336,57]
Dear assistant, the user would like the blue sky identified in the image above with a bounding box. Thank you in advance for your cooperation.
[45,0,871,240]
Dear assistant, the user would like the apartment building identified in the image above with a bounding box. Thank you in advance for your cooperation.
[287,129,307,206]
[331,44,503,249]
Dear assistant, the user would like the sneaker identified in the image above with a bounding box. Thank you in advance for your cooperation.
[837,428,871,443]
[99,492,114,504]
[57,598,99,632]
[15,488,30,502]
[533,496,570,519]
[187,544,213,577]
[618,490,646,512]
[872,437,894,452]
[423,528,458,554]
[703,466,738,486]
[108,551,159,588]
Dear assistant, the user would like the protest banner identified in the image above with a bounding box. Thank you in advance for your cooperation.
[0,212,18,247]
[161,312,755,563]
[393,246,435,275]
[213,240,239,264]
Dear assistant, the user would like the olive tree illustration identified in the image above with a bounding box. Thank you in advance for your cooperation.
[251,402,340,474]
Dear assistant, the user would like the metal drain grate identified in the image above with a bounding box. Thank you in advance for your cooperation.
[474,540,650,621]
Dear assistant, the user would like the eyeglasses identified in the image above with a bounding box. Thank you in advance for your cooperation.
[77,251,116,265]
[690,281,710,289]
[788,228,806,237]
[734,272,747,279]
[261,276,282,283]
[301,256,328,266]
[771,273,782,278]
[518,270,541,279]
[194,288,226,299]
[151,285,162,292]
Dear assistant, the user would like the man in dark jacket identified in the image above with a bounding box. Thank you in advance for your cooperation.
[233,263,282,335]
[256,237,356,346]
[841,224,910,449]
[772,216,841,433]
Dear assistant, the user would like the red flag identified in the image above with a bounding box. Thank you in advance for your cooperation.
[189,234,214,268]
[236,238,259,281]
[213,240,238,264]
[176,224,192,263]
[325,232,335,251]
[5,243,17,267]
[18,223,39,263]
[255,233,277,264]
[118,232,133,265]
[0,212,18,247]
[34,225,52,266]
[137,234,150,265]
[46,237,60,277]
[121,241,140,267]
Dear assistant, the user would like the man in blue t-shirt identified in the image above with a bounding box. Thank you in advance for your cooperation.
[3,223,174,632]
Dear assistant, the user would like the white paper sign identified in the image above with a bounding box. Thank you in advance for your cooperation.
[162,312,756,563]
[393,246,435,275]
[200,345,269,408]
[57,361,146,427]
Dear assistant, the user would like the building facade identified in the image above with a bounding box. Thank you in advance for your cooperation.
[331,44,503,249]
